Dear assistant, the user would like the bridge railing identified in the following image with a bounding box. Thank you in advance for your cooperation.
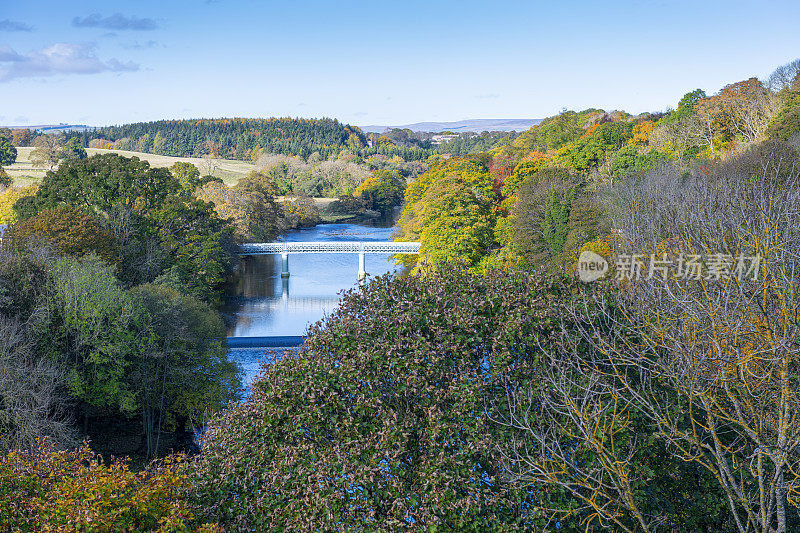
[238,241,421,255]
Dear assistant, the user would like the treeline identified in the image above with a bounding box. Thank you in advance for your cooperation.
[399,58,800,272]
[74,117,432,161]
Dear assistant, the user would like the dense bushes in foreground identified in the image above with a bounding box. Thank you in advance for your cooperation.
[0,440,218,532]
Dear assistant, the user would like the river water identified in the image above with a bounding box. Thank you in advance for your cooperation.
[224,221,401,387]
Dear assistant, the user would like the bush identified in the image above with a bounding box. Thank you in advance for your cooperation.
[0,439,218,532]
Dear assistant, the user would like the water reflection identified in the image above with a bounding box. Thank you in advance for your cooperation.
[224,222,400,337]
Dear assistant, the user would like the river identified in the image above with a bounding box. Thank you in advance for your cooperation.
[224,221,401,387]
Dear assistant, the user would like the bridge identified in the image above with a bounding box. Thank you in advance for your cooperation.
[238,241,420,280]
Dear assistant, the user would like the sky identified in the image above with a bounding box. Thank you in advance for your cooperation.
[1,0,799,128]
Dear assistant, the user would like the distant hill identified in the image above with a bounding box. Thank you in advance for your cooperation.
[360,119,543,134]
[1,123,93,133]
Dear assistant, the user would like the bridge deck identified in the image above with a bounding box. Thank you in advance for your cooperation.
[239,241,420,255]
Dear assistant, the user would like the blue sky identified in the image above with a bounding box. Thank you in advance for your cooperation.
[1,0,799,127]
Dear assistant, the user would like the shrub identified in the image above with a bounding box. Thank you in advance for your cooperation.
[0,439,218,532]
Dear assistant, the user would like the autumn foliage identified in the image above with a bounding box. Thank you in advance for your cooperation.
[0,439,218,532]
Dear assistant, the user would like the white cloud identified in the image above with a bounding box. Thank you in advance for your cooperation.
[0,43,139,82]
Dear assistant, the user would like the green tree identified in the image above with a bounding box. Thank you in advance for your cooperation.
[129,284,240,459]
[41,256,140,429]
[59,137,87,161]
[190,267,573,531]
[0,137,17,166]
[418,174,494,269]
[15,154,236,300]
[170,161,204,194]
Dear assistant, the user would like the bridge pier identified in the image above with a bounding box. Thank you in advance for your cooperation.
[281,251,290,279]
[358,251,366,282]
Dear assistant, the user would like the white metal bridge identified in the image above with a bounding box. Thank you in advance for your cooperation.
[239,242,421,255]
[238,241,420,280]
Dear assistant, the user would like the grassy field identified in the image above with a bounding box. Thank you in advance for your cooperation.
[4,147,256,186]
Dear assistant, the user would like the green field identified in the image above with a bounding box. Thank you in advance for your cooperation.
[5,147,256,186]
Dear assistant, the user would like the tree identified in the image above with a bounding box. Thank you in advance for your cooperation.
[606,157,800,531]
[717,78,780,143]
[190,267,573,531]
[0,137,17,166]
[198,171,282,242]
[280,194,320,229]
[502,149,800,532]
[0,441,219,531]
[0,185,37,224]
[128,284,240,459]
[0,317,75,454]
[41,256,141,428]
[767,57,800,93]
[11,128,33,147]
[418,174,494,269]
[59,137,87,161]
[15,154,236,300]
[29,135,61,170]
[8,205,119,264]
[493,291,728,532]
[512,167,583,270]
[354,169,405,212]
[0,167,11,189]
[169,161,204,193]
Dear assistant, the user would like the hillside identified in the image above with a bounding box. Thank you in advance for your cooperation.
[360,118,542,133]
[6,146,255,185]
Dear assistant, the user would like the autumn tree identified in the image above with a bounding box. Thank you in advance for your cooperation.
[354,169,405,212]
[501,147,800,532]
[417,174,494,269]
[717,78,780,143]
[11,128,33,147]
[198,170,282,241]
[8,205,119,264]
[0,440,219,531]
[0,185,37,224]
